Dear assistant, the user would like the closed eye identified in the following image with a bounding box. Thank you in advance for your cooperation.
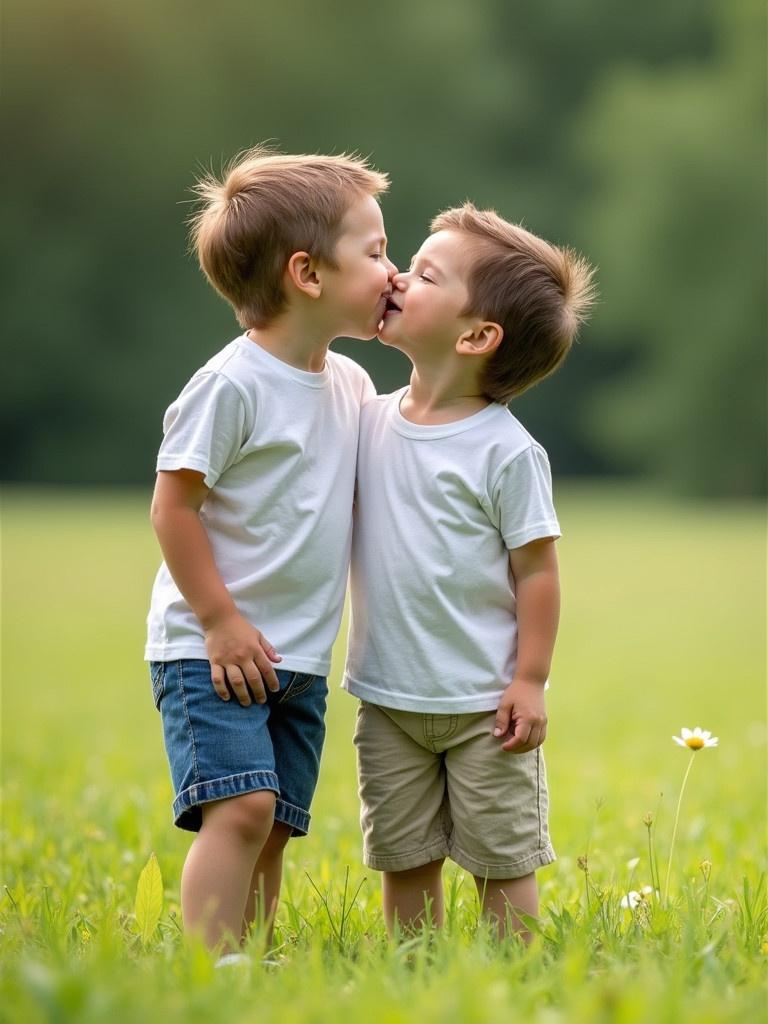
[409,259,435,284]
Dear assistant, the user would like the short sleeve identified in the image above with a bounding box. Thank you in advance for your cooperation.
[156,372,248,489]
[490,444,561,550]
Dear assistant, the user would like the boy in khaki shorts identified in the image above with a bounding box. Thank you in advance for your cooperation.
[343,203,595,939]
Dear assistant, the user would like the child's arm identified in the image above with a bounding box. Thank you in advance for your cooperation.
[493,537,560,753]
[151,469,281,706]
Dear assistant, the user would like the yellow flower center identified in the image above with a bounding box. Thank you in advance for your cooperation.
[686,736,705,749]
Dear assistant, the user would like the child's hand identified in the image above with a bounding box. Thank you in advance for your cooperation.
[492,678,547,753]
[204,612,282,706]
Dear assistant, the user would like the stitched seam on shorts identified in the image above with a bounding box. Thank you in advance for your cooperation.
[421,715,432,751]
[182,770,280,800]
[279,673,314,703]
[178,660,200,784]
[438,715,459,742]
[275,798,308,817]
[151,662,165,708]
[366,834,449,860]
[274,799,310,836]
[176,771,280,812]
[277,672,299,704]
[536,747,543,848]
[422,714,458,749]
[450,842,555,878]
[364,838,449,867]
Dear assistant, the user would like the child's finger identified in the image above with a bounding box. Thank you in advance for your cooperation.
[210,664,231,702]
[227,665,255,706]
[242,662,270,704]
[493,705,512,738]
[503,722,546,753]
[522,724,543,751]
[502,720,532,751]
[261,636,283,663]
[255,650,280,693]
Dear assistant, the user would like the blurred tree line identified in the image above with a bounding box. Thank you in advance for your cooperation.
[2,0,764,495]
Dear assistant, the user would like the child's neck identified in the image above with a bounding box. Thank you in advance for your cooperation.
[246,315,331,373]
[401,367,491,425]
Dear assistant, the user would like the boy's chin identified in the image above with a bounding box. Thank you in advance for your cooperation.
[375,331,405,351]
[338,327,377,342]
[349,314,389,341]
[376,316,399,345]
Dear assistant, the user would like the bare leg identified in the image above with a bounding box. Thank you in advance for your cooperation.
[382,859,445,936]
[180,791,276,951]
[242,821,292,944]
[474,871,538,941]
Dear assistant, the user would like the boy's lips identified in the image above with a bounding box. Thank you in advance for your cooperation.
[376,296,401,332]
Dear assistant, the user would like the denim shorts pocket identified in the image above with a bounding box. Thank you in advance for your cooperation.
[278,672,315,703]
[149,662,165,709]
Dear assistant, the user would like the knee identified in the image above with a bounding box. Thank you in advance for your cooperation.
[260,821,292,861]
[203,791,276,847]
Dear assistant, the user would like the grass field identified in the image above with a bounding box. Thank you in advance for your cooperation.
[2,486,766,1023]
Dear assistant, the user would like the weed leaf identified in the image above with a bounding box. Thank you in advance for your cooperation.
[135,852,163,945]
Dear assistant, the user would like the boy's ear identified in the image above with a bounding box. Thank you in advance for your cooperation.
[456,322,503,356]
[286,251,322,299]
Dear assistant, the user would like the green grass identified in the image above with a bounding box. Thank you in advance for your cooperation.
[2,485,766,1023]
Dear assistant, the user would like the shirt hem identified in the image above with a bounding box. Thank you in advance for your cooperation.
[342,677,502,714]
[145,644,330,676]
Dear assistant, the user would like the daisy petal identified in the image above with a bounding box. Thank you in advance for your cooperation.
[674,726,719,751]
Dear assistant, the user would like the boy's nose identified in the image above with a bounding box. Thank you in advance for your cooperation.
[384,255,399,279]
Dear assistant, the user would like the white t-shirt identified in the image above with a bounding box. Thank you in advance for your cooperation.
[145,334,375,675]
[343,388,561,713]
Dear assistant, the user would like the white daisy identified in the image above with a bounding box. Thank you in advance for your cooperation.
[672,726,718,751]
[620,886,654,909]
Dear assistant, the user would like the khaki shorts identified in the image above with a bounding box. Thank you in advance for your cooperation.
[353,701,555,879]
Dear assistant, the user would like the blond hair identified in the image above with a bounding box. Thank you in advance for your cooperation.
[189,146,389,328]
[431,203,596,402]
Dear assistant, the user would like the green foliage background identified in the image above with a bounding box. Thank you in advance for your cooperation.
[2,0,765,494]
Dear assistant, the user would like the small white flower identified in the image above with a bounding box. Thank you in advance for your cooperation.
[672,726,719,751]
[620,886,654,909]
[626,857,640,871]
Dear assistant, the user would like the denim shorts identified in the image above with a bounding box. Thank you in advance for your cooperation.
[150,659,328,835]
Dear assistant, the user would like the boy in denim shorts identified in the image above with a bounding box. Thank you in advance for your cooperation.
[343,203,595,939]
[145,147,396,952]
